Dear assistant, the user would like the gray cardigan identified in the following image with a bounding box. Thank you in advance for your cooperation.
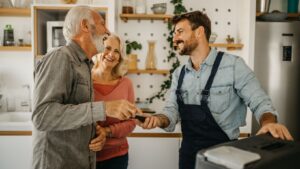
[32,41,105,169]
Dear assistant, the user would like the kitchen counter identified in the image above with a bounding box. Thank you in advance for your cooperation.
[0,117,182,137]
[0,112,249,138]
[0,123,250,138]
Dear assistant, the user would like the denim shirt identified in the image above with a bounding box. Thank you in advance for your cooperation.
[32,41,105,169]
[161,49,278,140]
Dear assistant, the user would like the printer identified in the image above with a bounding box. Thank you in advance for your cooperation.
[196,134,300,169]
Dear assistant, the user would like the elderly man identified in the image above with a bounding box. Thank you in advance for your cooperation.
[138,11,293,169]
[32,6,139,169]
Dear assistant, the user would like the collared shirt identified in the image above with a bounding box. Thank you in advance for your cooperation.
[32,41,105,169]
[161,49,278,140]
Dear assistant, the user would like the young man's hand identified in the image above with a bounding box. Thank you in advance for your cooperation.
[136,114,170,129]
[256,123,293,141]
[257,112,293,141]
[136,115,161,129]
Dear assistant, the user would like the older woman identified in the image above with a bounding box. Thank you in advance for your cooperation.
[91,34,136,169]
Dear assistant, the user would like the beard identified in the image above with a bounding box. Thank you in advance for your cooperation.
[91,32,105,53]
[175,35,198,56]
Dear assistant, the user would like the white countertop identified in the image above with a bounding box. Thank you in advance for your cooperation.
[0,122,181,133]
[0,112,181,133]
[133,125,181,133]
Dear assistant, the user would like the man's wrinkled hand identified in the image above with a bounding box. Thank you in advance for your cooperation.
[256,123,293,141]
[89,125,106,152]
[105,100,142,120]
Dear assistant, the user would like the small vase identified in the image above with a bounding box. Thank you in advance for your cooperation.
[127,54,138,70]
[145,41,157,70]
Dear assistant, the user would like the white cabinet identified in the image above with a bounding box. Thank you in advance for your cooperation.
[0,136,32,169]
[128,137,180,169]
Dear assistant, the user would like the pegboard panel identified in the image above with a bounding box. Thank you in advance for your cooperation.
[117,0,250,116]
[119,20,171,70]
[183,0,244,57]
[184,0,239,44]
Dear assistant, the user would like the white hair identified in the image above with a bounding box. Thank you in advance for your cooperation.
[63,6,95,43]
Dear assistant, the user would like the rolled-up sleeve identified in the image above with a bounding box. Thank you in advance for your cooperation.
[160,68,181,132]
[234,57,278,122]
[32,50,105,131]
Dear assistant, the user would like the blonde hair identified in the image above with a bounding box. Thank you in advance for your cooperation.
[92,34,128,78]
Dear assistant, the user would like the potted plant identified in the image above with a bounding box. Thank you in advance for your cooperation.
[126,40,142,70]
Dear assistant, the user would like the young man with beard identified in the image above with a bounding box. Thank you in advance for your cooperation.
[32,6,141,169]
[138,11,293,169]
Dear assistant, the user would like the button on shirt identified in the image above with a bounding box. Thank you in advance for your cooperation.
[161,49,278,140]
[32,41,105,169]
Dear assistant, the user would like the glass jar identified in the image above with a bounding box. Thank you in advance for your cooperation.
[135,0,146,14]
[122,0,134,14]
[3,24,14,46]
[145,41,157,70]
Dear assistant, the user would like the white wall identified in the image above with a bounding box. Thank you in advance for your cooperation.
[1,0,255,125]
[0,17,33,112]
[117,0,254,133]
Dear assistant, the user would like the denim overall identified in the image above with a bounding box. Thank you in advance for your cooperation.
[176,52,230,169]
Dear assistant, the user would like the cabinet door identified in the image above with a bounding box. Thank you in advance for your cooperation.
[0,136,32,169]
[127,137,180,169]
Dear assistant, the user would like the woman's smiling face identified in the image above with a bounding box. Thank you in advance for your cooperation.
[101,36,121,69]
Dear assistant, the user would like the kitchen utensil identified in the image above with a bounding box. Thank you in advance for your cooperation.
[151,3,167,14]
[256,0,271,13]
[258,11,288,21]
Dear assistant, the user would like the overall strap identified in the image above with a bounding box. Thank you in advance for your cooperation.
[176,65,186,103]
[201,52,224,103]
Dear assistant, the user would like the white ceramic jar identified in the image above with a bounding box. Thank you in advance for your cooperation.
[136,0,146,14]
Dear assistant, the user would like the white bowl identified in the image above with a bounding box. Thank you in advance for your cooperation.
[151,3,167,14]
[209,33,218,43]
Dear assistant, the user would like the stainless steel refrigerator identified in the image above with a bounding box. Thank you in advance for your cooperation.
[254,21,300,141]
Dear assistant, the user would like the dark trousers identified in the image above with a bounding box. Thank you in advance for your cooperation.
[96,153,128,169]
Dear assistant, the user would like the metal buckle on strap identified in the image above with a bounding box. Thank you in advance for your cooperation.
[176,90,184,102]
[201,90,210,102]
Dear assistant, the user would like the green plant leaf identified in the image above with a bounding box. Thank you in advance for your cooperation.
[146,0,186,103]
[126,40,142,55]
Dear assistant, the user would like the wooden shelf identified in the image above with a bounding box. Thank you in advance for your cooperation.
[256,12,300,17]
[0,8,31,16]
[0,46,32,51]
[120,14,172,23]
[287,13,300,17]
[209,43,244,50]
[127,69,169,75]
